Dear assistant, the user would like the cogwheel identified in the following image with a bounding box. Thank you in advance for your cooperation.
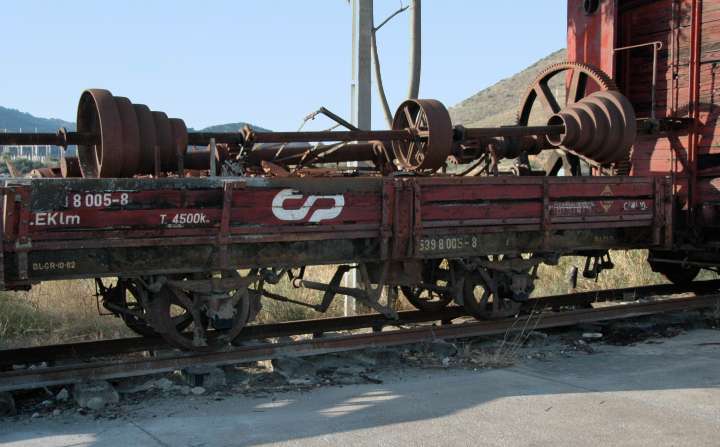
[516,61,618,126]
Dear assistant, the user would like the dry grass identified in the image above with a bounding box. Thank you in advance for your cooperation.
[534,249,718,297]
[0,280,132,349]
[533,250,666,296]
[256,266,345,323]
[1,249,716,348]
[256,265,418,323]
[457,312,545,369]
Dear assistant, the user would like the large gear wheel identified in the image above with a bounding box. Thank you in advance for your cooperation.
[517,62,618,126]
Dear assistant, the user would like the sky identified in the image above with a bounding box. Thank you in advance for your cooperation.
[1,1,566,131]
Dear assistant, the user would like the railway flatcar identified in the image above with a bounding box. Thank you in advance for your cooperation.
[0,0,717,350]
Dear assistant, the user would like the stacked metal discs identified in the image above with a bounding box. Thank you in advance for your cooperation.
[546,90,636,164]
[75,89,188,178]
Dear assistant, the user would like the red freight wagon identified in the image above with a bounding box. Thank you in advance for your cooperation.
[570,0,720,243]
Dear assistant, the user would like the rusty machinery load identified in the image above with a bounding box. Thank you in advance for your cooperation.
[0,62,636,179]
[0,62,650,351]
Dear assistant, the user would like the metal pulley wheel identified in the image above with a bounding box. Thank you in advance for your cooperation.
[392,99,453,171]
[152,111,174,172]
[134,104,158,174]
[75,88,188,178]
[60,155,82,178]
[546,90,636,164]
[113,96,142,177]
[76,89,124,178]
[170,118,188,172]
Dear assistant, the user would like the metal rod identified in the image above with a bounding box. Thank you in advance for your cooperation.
[317,107,359,131]
[209,138,217,177]
[614,41,663,120]
[463,125,565,139]
[252,130,410,143]
[0,125,566,148]
[185,142,378,166]
[0,132,95,147]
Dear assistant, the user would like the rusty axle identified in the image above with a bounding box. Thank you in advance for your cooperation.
[0,125,565,148]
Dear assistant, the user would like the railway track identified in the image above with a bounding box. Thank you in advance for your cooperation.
[3,279,719,366]
[1,280,719,393]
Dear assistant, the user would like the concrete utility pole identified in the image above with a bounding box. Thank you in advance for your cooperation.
[407,0,421,99]
[346,0,373,316]
[350,0,373,130]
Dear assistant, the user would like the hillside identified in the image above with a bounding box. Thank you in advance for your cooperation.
[0,106,75,132]
[196,122,271,133]
[449,49,566,127]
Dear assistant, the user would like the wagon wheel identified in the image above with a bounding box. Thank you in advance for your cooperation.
[462,262,522,320]
[148,270,252,351]
[392,99,453,172]
[400,259,454,312]
[102,278,193,337]
[76,89,125,178]
[648,250,700,286]
[517,62,618,177]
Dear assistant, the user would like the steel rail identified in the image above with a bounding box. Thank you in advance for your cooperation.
[3,279,719,367]
[1,292,718,392]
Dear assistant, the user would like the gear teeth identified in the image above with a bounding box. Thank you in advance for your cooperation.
[516,61,618,126]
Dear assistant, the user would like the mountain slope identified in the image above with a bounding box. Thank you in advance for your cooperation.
[0,106,75,132]
[197,122,271,133]
[449,49,566,127]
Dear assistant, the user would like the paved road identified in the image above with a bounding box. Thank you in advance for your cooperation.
[2,329,719,446]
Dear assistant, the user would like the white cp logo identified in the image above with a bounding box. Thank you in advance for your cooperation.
[271,188,345,223]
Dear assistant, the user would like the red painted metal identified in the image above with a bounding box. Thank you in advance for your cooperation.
[0,174,671,288]
[0,0,716,294]
[567,0,617,76]
[687,0,703,217]
[568,0,720,249]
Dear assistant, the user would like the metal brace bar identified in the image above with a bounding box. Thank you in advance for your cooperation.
[391,181,403,258]
[652,177,663,246]
[541,177,550,249]
[380,179,392,260]
[614,41,663,120]
[664,177,674,248]
[412,182,422,258]
[209,138,218,177]
[0,188,6,289]
[14,189,31,281]
[218,181,245,269]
